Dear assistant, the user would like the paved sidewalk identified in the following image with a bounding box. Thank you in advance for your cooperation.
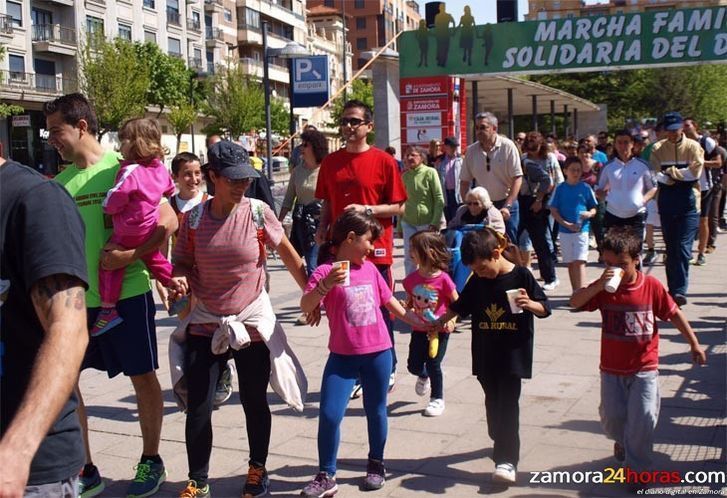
[81,236,726,497]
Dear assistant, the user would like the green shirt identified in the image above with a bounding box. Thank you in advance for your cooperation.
[55,151,151,307]
[402,165,445,226]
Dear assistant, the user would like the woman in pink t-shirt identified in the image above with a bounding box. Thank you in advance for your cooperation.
[299,210,423,497]
[172,141,310,498]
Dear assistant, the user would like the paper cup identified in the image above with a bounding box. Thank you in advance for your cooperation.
[505,289,523,314]
[333,260,350,286]
[604,268,624,293]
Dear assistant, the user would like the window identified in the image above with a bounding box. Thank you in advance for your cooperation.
[356,17,366,30]
[206,50,214,72]
[192,11,200,25]
[356,37,367,50]
[168,37,181,56]
[9,54,24,75]
[194,48,202,61]
[224,8,232,22]
[143,0,156,8]
[356,57,366,68]
[144,30,156,43]
[324,0,334,6]
[354,0,365,8]
[86,16,104,36]
[167,0,179,10]
[117,23,132,40]
[244,8,259,29]
[32,9,53,26]
[7,1,22,27]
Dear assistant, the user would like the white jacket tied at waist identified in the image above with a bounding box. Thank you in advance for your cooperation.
[169,290,307,412]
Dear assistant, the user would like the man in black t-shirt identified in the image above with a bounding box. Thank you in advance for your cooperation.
[0,157,89,496]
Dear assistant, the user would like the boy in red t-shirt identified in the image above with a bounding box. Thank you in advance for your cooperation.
[570,226,706,474]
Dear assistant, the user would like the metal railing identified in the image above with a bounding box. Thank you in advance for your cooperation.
[188,57,204,69]
[237,20,261,32]
[205,27,224,41]
[166,9,181,27]
[0,14,14,34]
[0,70,76,94]
[187,18,201,31]
[31,24,77,46]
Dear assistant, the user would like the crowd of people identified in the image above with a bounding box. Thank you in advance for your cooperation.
[0,91,719,498]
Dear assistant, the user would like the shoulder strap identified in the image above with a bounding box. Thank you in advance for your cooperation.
[248,197,267,266]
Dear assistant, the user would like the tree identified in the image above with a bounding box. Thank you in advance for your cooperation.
[0,46,23,118]
[531,65,727,133]
[78,35,149,138]
[201,61,286,139]
[135,42,190,116]
[167,101,198,154]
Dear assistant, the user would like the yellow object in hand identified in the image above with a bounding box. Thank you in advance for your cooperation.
[428,334,439,359]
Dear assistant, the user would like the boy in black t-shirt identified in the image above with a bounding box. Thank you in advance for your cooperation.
[435,228,551,485]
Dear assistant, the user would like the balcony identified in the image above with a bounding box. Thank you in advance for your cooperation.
[0,14,13,38]
[237,0,304,25]
[205,26,227,46]
[0,70,77,96]
[31,24,77,56]
[44,0,74,5]
[204,0,223,13]
[188,57,204,70]
[187,18,201,32]
[167,8,181,27]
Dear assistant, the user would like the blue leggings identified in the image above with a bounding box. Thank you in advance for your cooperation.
[318,350,392,475]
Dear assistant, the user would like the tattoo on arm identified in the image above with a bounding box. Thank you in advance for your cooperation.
[30,274,86,327]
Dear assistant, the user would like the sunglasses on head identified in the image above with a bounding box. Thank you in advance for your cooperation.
[340,117,368,127]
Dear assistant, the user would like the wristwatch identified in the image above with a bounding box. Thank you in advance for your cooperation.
[364,205,374,217]
[503,203,513,210]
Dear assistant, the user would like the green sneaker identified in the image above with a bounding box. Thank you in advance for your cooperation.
[126,459,167,497]
[79,464,105,498]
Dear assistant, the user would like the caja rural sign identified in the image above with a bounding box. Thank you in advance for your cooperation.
[399,6,727,78]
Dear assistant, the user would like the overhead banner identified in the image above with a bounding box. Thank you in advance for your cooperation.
[400,6,727,78]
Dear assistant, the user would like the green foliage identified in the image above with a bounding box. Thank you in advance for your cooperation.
[79,34,149,138]
[201,61,288,139]
[135,43,191,115]
[167,101,198,154]
[327,79,375,143]
[531,65,727,133]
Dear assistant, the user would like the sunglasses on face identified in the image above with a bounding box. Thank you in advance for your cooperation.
[220,176,251,186]
[340,117,369,127]
[476,125,490,131]
[465,201,481,206]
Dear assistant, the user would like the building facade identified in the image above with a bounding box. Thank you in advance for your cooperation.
[307,0,420,70]
[525,0,727,20]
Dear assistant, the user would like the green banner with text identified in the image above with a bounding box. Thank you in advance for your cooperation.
[399,6,727,78]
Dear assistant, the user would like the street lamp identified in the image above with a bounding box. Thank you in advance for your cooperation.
[262,20,308,181]
[189,70,207,154]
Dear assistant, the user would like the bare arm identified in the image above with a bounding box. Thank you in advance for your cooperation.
[345,202,405,218]
[385,296,429,328]
[459,180,471,203]
[0,275,88,496]
[669,309,707,364]
[643,186,658,204]
[570,269,612,308]
[276,234,309,291]
[505,176,523,207]
[101,202,178,270]
[315,200,332,246]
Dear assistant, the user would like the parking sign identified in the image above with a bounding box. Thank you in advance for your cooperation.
[291,56,329,108]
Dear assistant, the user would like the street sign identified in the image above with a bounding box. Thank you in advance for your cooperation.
[291,55,329,108]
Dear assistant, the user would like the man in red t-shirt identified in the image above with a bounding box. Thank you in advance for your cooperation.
[315,99,407,393]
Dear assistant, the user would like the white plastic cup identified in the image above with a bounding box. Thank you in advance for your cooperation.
[604,268,624,293]
[506,289,523,314]
[333,260,350,286]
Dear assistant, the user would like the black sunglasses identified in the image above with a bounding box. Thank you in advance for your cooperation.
[486,153,491,172]
[340,117,369,127]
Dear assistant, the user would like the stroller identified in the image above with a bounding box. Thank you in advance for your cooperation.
[445,224,485,292]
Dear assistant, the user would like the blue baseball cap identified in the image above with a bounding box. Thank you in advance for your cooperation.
[662,112,684,131]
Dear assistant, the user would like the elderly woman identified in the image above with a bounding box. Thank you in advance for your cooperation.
[448,186,505,233]
[279,128,328,276]
[401,145,445,274]
[172,142,309,498]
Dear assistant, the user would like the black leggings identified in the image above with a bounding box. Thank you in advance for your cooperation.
[185,334,271,483]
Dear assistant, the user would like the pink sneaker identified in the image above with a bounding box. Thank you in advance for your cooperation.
[90,308,123,336]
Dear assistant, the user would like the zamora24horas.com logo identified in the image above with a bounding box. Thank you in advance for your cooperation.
[529,467,727,486]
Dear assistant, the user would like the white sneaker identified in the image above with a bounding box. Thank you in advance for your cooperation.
[350,383,363,400]
[423,398,445,417]
[388,372,396,393]
[542,278,560,291]
[415,376,430,397]
[492,463,517,484]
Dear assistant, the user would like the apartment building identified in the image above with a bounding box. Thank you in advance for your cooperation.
[525,0,727,20]
[0,0,207,172]
[307,0,421,70]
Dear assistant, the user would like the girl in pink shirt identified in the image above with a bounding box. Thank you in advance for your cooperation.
[402,231,459,418]
[93,118,181,336]
[300,210,423,497]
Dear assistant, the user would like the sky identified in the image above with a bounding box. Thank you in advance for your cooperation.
[421,0,531,25]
